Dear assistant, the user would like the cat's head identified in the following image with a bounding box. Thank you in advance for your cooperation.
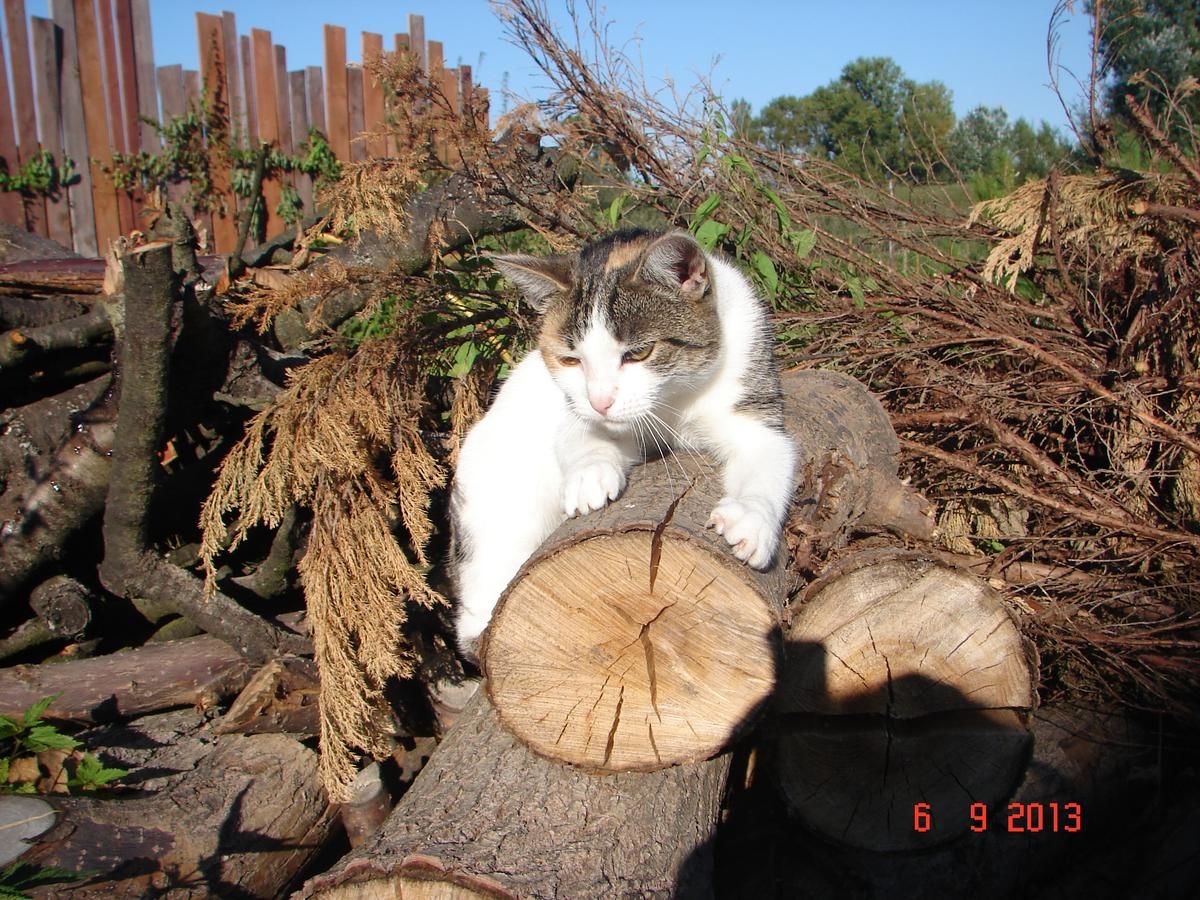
[491,230,722,429]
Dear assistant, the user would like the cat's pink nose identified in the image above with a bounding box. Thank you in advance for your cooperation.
[589,393,615,415]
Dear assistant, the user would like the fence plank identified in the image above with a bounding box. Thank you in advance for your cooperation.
[48,0,96,254]
[323,24,348,162]
[361,31,385,157]
[240,34,257,143]
[114,0,148,232]
[156,64,187,211]
[30,16,73,249]
[273,44,292,155]
[129,0,158,151]
[183,69,201,106]
[250,27,283,239]
[274,44,296,204]
[305,65,325,135]
[289,69,312,213]
[0,7,25,228]
[113,0,139,154]
[6,0,48,237]
[157,64,184,120]
[72,0,121,251]
[99,0,136,234]
[347,65,365,163]
[197,12,236,253]
[222,11,245,146]
[394,32,409,54]
[427,40,445,163]
[409,14,426,72]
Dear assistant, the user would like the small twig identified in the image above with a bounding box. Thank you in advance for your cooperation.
[233,141,271,274]
[1125,94,1200,194]
[0,304,113,368]
[899,437,1200,550]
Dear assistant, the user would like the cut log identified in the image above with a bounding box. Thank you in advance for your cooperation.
[299,691,728,899]
[773,550,1038,852]
[25,710,334,898]
[482,369,933,772]
[29,575,94,637]
[0,633,252,723]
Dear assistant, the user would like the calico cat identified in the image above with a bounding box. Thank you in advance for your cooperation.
[451,229,796,656]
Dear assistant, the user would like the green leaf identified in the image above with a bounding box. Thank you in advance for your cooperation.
[847,277,865,308]
[792,229,817,260]
[691,193,722,224]
[20,697,56,729]
[69,754,127,790]
[21,726,77,753]
[751,251,778,298]
[693,219,729,251]
[604,193,628,228]
[722,152,754,177]
[759,185,791,231]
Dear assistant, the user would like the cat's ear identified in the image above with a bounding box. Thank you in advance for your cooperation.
[638,231,709,302]
[490,254,574,312]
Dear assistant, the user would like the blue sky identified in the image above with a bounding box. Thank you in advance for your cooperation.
[29,1,1097,136]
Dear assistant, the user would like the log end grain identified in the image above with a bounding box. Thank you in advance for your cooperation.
[484,529,778,772]
[775,555,1037,852]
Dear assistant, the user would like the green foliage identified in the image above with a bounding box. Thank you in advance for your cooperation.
[948,105,1073,197]
[107,90,342,229]
[0,150,76,197]
[0,696,127,795]
[67,753,127,791]
[0,861,85,898]
[0,697,78,759]
[755,57,954,181]
[1090,0,1200,137]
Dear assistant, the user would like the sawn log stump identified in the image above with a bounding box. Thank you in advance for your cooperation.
[482,369,933,772]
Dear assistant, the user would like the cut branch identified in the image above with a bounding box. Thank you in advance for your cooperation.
[99,241,306,662]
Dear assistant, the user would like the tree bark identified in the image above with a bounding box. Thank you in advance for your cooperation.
[0,381,116,606]
[482,370,934,772]
[26,712,334,898]
[98,241,306,662]
[299,691,728,900]
[773,550,1038,852]
[0,633,252,723]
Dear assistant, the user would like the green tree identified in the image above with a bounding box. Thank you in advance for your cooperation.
[1008,118,1073,179]
[755,57,954,182]
[728,98,762,142]
[1090,0,1200,135]
[948,106,1010,175]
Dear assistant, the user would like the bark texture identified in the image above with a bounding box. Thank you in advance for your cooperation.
[300,692,728,900]
[97,241,305,662]
[0,633,251,723]
[26,711,334,898]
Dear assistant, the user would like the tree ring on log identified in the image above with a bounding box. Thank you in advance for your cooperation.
[484,528,778,772]
[775,554,1037,852]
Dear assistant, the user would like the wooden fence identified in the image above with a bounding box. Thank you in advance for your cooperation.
[0,1,488,257]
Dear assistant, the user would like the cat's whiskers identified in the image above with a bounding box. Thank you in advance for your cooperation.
[640,413,693,486]
[632,416,676,494]
[646,411,716,478]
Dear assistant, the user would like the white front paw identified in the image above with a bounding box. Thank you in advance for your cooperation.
[708,497,779,569]
[563,459,626,517]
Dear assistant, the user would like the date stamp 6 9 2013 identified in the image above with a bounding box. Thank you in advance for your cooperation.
[913,802,1083,834]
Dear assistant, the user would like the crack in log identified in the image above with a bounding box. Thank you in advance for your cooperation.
[641,623,661,723]
[647,720,661,765]
[648,478,695,594]
[603,685,624,767]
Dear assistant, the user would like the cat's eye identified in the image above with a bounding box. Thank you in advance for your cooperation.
[622,343,655,363]
[558,355,581,367]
